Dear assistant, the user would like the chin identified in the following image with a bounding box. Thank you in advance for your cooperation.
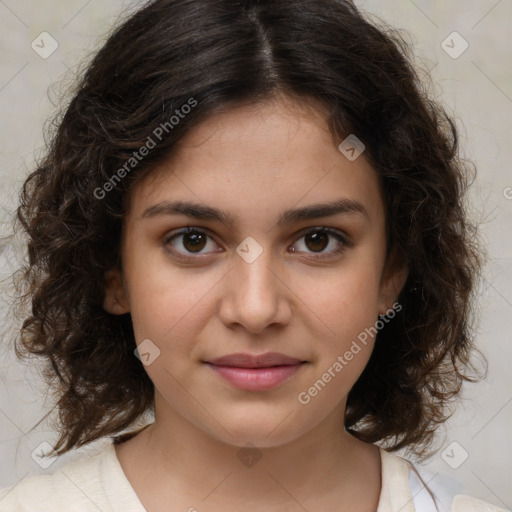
[208,415,305,450]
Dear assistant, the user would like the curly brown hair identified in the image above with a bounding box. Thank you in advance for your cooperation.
[13,0,484,458]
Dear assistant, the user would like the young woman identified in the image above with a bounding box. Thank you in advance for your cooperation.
[1,0,505,510]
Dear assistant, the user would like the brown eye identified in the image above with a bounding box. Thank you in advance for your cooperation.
[165,228,220,257]
[304,231,329,252]
[181,231,207,253]
[291,228,350,259]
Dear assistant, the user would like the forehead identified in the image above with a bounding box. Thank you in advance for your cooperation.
[126,96,385,228]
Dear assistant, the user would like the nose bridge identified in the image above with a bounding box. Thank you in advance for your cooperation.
[221,238,290,332]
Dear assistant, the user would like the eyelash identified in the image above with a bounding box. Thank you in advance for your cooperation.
[163,227,351,262]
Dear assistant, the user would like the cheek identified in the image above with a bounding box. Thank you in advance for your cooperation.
[296,272,380,408]
[304,261,382,338]
[124,248,223,352]
[297,262,383,397]
[128,277,204,340]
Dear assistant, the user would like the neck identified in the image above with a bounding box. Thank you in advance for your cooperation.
[115,393,382,511]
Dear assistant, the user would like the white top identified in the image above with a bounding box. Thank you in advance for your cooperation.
[0,444,508,512]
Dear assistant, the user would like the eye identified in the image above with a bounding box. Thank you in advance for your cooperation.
[164,227,221,259]
[164,226,351,262]
[290,228,350,260]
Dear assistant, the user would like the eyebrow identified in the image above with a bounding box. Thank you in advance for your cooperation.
[140,198,369,227]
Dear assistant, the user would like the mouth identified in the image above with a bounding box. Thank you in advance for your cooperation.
[203,352,308,391]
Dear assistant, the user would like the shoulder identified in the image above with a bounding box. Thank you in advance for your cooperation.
[379,448,510,512]
[0,448,109,512]
[450,495,510,512]
[0,444,143,512]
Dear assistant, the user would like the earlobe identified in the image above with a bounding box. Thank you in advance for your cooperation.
[103,268,130,315]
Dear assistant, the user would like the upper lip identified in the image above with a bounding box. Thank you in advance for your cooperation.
[206,352,305,368]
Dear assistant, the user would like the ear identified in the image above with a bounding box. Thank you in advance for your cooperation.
[377,249,408,315]
[103,268,130,315]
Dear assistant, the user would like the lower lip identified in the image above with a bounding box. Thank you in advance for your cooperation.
[206,363,305,391]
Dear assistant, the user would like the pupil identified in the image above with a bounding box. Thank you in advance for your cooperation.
[184,232,206,252]
[306,232,328,252]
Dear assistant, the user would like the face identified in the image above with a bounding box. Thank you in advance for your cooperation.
[104,95,406,448]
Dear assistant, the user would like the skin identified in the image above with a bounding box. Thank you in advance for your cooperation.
[104,94,407,512]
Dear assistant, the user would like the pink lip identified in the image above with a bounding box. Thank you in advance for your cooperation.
[204,352,307,391]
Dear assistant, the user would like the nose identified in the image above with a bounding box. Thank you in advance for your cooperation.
[218,245,293,334]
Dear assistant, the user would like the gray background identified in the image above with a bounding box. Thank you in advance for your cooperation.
[0,0,511,509]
